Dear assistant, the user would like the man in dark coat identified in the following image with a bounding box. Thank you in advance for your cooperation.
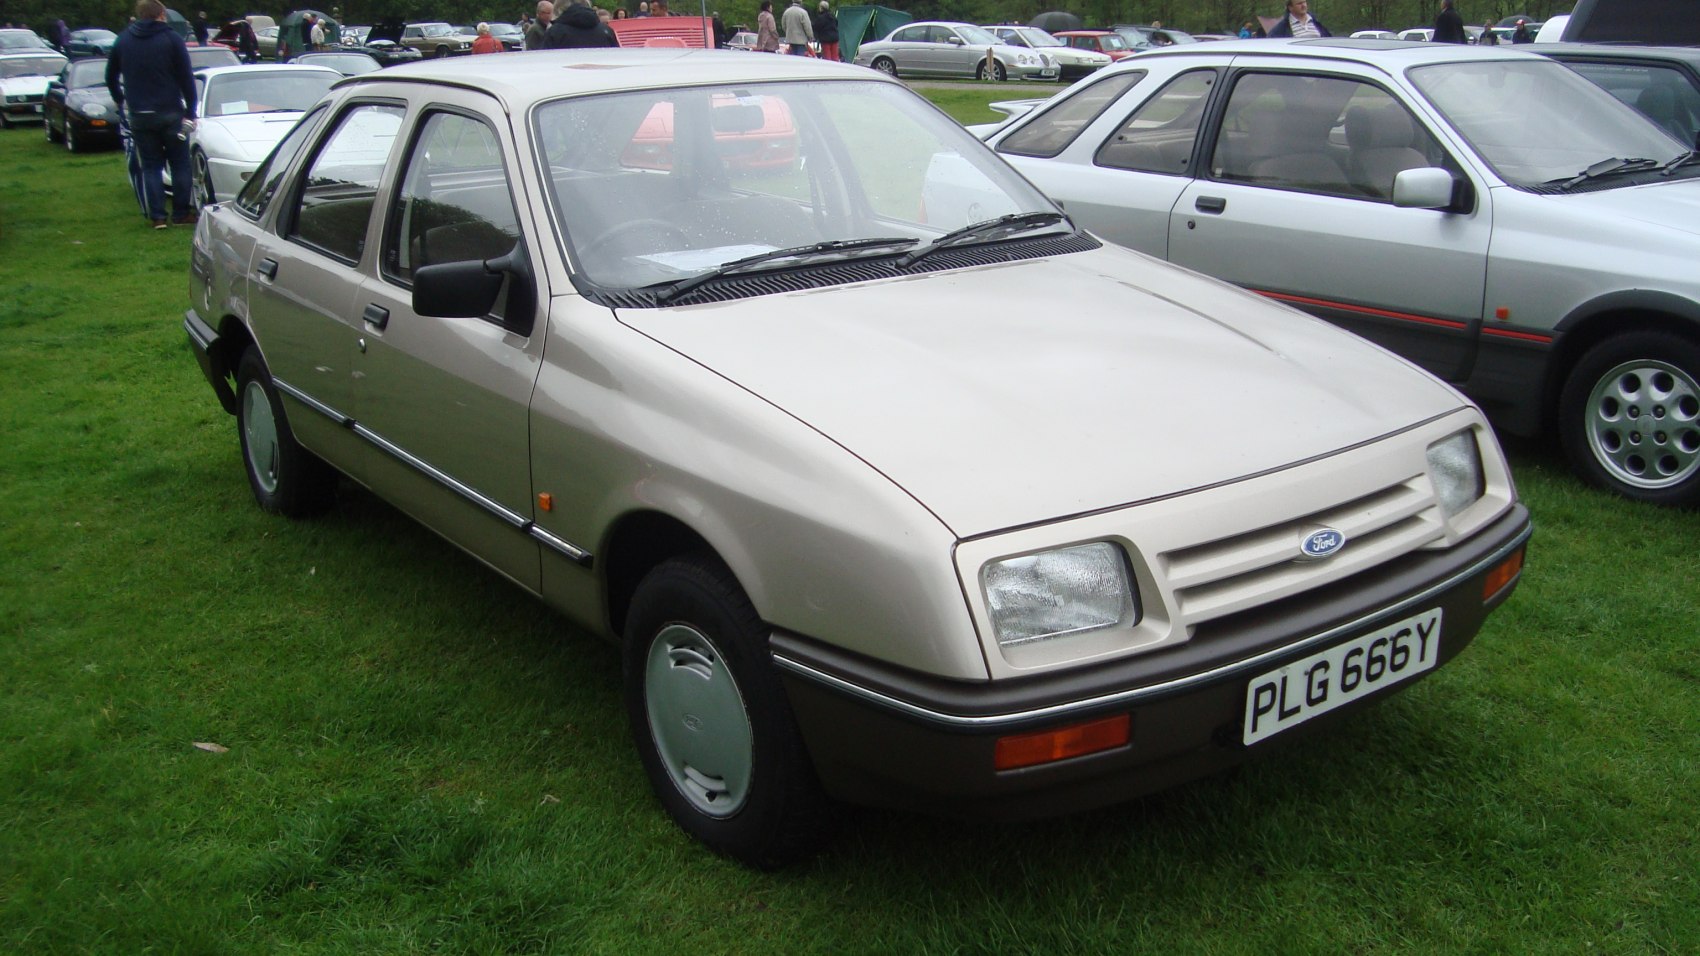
[193,10,209,45]
[544,0,619,47]
[1432,0,1467,43]
[107,0,198,228]
[1266,0,1331,37]
[813,1,838,61]
[1511,18,1533,42]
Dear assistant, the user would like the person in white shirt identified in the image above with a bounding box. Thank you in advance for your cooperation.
[1267,0,1332,38]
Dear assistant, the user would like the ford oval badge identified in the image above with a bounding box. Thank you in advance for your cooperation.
[1300,528,1346,560]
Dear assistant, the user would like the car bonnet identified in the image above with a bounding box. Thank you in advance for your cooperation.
[615,244,1466,537]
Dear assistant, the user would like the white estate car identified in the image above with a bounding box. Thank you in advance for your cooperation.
[189,64,340,207]
[972,39,1700,505]
[185,50,1528,866]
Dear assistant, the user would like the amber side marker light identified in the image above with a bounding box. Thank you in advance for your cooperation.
[994,714,1131,771]
[1483,547,1525,601]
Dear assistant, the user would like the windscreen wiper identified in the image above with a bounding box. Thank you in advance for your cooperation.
[894,211,1069,269]
[651,237,918,303]
[1661,150,1700,176]
[1549,156,1661,191]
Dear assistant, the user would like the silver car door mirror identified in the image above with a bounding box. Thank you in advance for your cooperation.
[1392,167,1457,210]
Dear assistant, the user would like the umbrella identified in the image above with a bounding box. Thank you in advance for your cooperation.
[1028,11,1083,34]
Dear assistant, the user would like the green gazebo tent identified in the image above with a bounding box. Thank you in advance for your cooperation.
[836,4,911,64]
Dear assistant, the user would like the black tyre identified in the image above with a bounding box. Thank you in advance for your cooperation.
[623,555,833,869]
[976,59,1006,82]
[870,56,896,77]
[235,347,337,517]
[45,114,61,143]
[65,121,80,152]
[1559,330,1700,506]
[192,150,214,208]
[436,44,452,58]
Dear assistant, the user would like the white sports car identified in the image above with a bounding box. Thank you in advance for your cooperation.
[189,64,339,207]
[0,45,67,129]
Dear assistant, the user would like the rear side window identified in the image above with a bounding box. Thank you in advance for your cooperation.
[998,70,1145,159]
[1094,68,1215,174]
[287,103,405,263]
[1562,60,1700,145]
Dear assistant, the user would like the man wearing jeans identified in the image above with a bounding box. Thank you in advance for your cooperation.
[106,0,198,229]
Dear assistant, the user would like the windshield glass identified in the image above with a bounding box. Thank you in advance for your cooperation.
[68,59,107,86]
[956,25,1000,45]
[1410,60,1685,187]
[204,70,336,115]
[1,54,66,78]
[1018,29,1064,47]
[0,32,52,50]
[534,79,1061,291]
[423,24,454,37]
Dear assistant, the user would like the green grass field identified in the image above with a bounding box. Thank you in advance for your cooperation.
[3,86,1698,954]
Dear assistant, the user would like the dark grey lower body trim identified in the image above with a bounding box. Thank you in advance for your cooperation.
[272,375,593,567]
[773,517,1531,731]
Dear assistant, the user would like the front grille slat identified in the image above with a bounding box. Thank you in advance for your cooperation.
[1163,475,1445,625]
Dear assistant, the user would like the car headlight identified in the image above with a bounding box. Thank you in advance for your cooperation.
[1426,430,1485,518]
[983,542,1138,647]
[81,102,107,116]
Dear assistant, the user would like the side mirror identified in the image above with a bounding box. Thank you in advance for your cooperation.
[947,35,964,45]
[1392,167,1457,210]
[412,239,534,335]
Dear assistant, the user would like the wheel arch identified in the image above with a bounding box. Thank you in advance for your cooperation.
[599,509,721,641]
[207,314,257,415]
[1547,291,1700,427]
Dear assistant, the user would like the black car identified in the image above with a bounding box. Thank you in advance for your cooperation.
[1539,43,1700,147]
[43,57,119,150]
[64,28,117,57]
[293,50,380,76]
[347,20,423,66]
[187,45,240,71]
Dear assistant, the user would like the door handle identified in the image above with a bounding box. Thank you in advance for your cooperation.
[1195,196,1227,214]
[256,257,279,280]
[362,304,390,329]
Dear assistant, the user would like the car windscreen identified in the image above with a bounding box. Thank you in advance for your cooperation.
[1016,29,1064,47]
[67,59,107,87]
[1,55,66,77]
[0,32,52,50]
[299,53,378,74]
[188,48,240,69]
[1410,59,1686,187]
[955,25,1001,45]
[204,71,337,116]
[533,79,1063,292]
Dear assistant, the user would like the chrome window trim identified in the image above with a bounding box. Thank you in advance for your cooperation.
[271,376,594,567]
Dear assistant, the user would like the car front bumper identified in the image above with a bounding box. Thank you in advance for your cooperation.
[773,503,1530,820]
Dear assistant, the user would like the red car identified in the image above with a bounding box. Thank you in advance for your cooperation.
[1053,30,1136,61]
[623,93,799,172]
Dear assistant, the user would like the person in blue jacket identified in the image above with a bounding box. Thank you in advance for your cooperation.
[106,0,198,228]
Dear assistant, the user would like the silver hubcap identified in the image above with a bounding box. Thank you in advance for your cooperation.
[1585,358,1700,489]
[875,59,894,75]
[644,623,753,818]
[241,379,281,495]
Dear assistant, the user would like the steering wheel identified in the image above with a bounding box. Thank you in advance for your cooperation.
[590,218,690,259]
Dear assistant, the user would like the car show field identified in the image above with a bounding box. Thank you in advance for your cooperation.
[1,79,1697,952]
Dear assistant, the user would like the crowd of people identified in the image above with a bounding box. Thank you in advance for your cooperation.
[510,0,841,57]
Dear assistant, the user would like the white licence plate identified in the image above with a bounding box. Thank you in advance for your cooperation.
[1243,608,1442,745]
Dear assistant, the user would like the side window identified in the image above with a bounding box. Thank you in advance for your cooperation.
[287,103,405,263]
[1094,68,1215,175]
[234,104,325,219]
[382,110,521,291]
[1211,72,1452,201]
[1000,70,1145,158]
[1565,61,1700,145]
[892,26,918,43]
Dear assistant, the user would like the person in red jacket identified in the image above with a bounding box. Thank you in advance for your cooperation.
[471,22,504,53]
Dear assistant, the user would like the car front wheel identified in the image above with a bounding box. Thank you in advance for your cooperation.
[236,347,337,516]
[623,555,833,869]
[45,112,61,143]
[1560,330,1700,506]
[976,59,1007,81]
[870,56,896,77]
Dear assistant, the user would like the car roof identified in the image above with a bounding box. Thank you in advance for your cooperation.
[1114,36,1556,69]
[198,63,343,80]
[1536,42,1700,67]
[337,49,896,110]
